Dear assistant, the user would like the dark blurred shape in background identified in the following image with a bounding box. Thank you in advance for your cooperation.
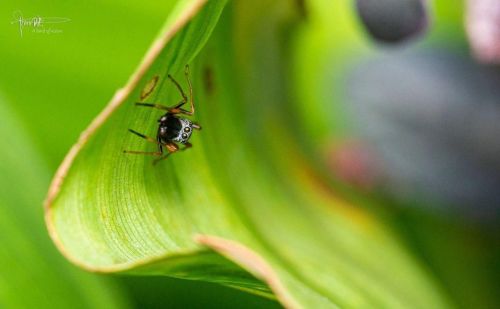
[355,0,429,43]
[344,49,500,222]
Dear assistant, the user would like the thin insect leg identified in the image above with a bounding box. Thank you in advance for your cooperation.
[181,65,195,115]
[191,122,202,130]
[167,73,188,104]
[136,65,195,116]
[135,102,170,111]
[169,100,189,113]
[128,129,163,145]
[152,154,169,164]
[123,150,162,156]
[153,142,190,163]
[182,142,192,150]
[156,133,163,153]
[165,65,195,116]
[153,142,179,165]
[135,101,185,115]
[124,128,167,157]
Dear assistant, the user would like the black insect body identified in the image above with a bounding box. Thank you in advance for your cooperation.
[124,65,201,164]
[158,114,196,144]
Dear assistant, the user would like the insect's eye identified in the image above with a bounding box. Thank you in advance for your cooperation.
[182,133,188,139]
[184,127,191,133]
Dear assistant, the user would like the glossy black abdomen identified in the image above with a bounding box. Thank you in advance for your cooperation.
[159,114,182,141]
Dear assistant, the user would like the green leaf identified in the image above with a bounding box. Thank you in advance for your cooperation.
[0,96,129,308]
[45,0,453,307]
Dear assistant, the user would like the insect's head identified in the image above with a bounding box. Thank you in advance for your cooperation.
[158,116,200,144]
[173,118,195,144]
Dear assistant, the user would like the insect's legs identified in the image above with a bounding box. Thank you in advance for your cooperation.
[152,142,191,165]
[123,129,165,156]
[165,65,194,114]
[136,65,195,116]
[135,102,171,111]
[191,122,202,130]
[123,150,162,156]
[182,65,195,115]
[152,142,181,165]
[167,73,188,104]
[127,129,163,145]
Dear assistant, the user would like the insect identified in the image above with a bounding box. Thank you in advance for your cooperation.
[124,65,201,164]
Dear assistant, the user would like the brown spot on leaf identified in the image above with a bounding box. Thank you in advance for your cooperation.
[203,66,215,95]
[295,0,308,19]
[140,75,159,100]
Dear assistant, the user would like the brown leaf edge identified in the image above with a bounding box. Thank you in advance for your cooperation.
[195,235,300,309]
[43,1,298,307]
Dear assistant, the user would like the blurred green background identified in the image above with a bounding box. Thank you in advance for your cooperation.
[1,0,499,308]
